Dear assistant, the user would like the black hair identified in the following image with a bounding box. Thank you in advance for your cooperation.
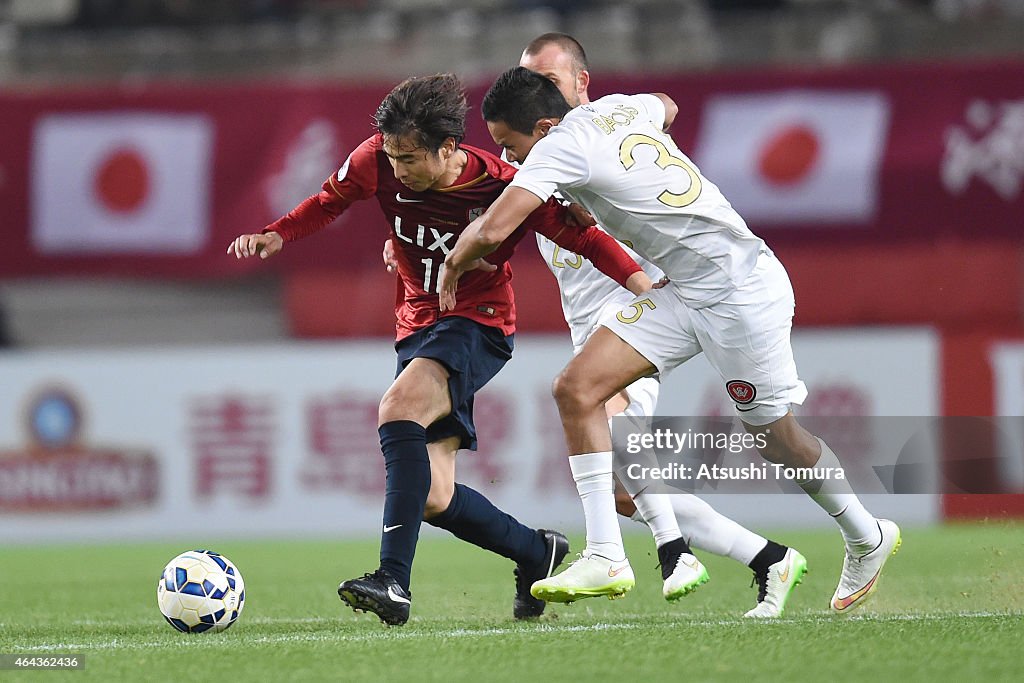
[481,66,571,136]
[523,32,589,72]
[375,73,468,152]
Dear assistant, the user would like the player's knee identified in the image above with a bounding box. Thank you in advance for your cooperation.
[378,385,433,425]
[551,375,578,413]
[551,368,598,414]
[378,390,410,424]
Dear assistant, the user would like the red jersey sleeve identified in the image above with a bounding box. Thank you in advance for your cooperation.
[262,135,380,242]
[524,202,642,288]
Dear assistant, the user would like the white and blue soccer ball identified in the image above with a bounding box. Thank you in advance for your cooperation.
[157,550,245,633]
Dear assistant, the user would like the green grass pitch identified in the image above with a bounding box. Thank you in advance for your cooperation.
[1,522,1022,682]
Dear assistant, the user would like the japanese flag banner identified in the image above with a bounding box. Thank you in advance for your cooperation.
[693,91,890,225]
[30,113,213,254]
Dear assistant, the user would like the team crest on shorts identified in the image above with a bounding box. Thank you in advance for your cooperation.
[726,380,757,404]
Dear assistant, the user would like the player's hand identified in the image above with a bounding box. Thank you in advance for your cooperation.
[382,239,398,274]
[565,202,595,227]
[439,256,497,311]
[226,231,283,260]
[439,260,462,312]
[652,276,670,289]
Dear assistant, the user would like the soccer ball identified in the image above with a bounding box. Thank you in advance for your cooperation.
[157,549,245,633]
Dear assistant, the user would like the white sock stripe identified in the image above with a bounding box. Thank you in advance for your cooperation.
[569,451,614,480]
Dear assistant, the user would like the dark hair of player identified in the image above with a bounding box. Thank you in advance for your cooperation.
[375,73,468,153]
[482,66,572,136]
[523,32,589,72]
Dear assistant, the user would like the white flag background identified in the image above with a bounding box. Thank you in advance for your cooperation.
[31,113,213,254]
[693,91,890,224]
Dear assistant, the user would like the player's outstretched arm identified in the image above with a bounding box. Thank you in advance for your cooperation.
[440,187,542,310]
[226,231,284,260]
[234,137,377,263]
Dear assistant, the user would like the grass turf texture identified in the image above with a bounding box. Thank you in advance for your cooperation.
[1,522,1022,682]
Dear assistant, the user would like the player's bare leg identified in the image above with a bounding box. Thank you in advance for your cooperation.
[533,327,699,602]
[422,438,458,520]
[554,328,651,455]
[743,414,900,612]
[379,358,454,426]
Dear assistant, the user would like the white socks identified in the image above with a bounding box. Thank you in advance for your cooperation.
[798,438,881,551]
[611,411,682,549]
[570,451,625,561]
[669,494,768,566]
[632,492,683,548]
[613,447,682,548]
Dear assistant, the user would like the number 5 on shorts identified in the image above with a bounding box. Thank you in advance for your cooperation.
[616,298,656,324]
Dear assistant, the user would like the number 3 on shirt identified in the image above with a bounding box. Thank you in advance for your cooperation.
[619,133,702,208]
[616,298,656,324]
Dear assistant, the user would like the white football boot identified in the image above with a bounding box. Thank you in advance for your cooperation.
[658,540,710,602]
[530,551,635,603]
[744,547,808,618]
[830,519,902,613]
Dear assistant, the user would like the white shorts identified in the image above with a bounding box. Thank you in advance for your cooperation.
[621,375,659,418]
[600,250,807,425]
[577,300,662,420]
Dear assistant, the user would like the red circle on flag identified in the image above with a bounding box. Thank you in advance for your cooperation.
[94,148,150,212]
[757,124,820,186]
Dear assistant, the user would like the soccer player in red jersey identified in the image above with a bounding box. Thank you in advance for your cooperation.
[227,74,650,626]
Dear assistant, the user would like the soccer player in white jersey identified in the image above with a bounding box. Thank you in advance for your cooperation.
[439,66,901,613]
[515,33,806,617]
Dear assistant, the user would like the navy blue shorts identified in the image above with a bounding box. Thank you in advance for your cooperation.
[394,316,514,451]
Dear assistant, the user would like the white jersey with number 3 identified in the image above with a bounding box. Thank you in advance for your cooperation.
[500,148,665,349]
[511,93,765,308]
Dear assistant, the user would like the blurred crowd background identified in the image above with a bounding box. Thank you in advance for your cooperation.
[3,1,1024,82]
